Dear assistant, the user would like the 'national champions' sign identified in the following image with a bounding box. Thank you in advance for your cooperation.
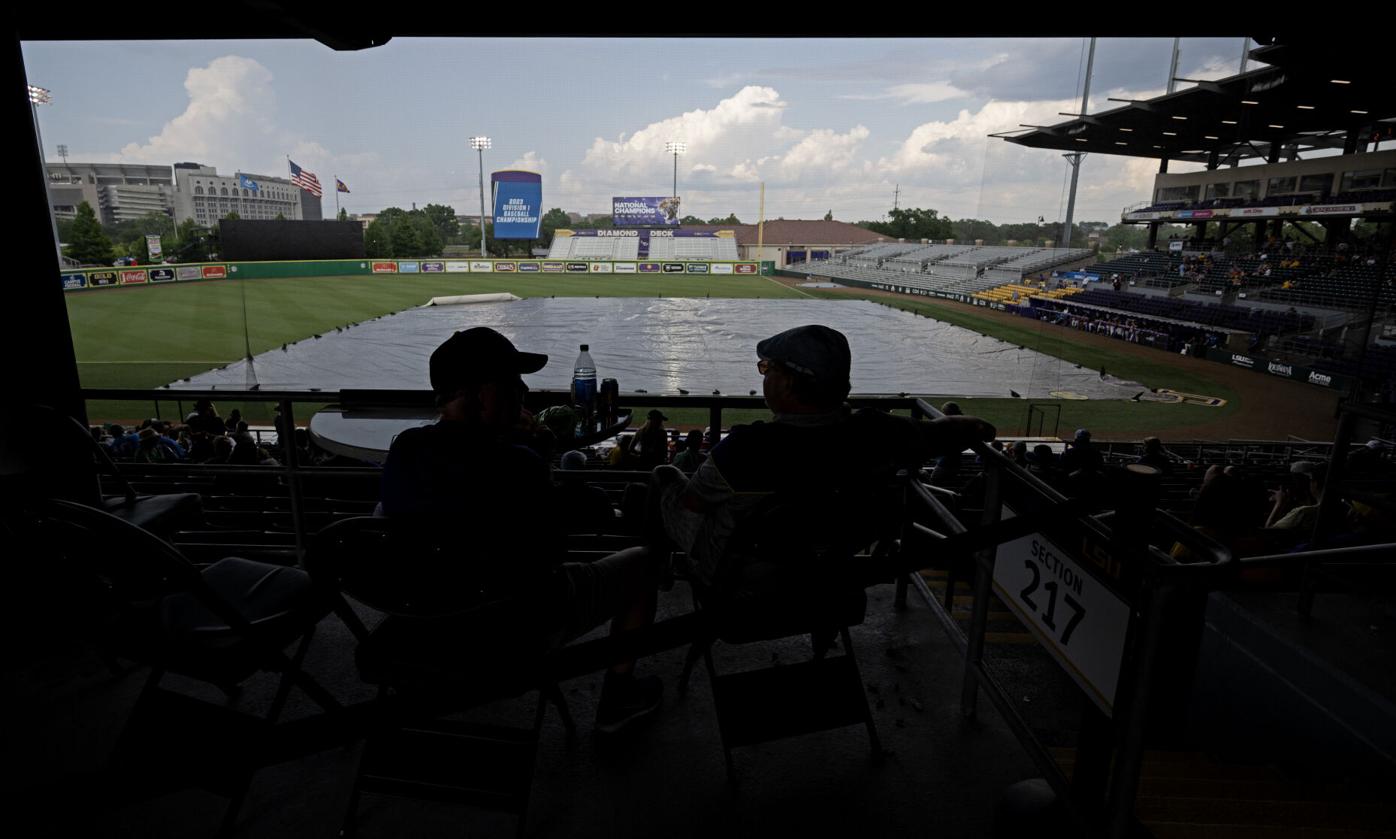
[613,196,680,227]
[491,171,543,239]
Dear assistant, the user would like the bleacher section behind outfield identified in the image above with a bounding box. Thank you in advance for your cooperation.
[800,245,1093,295]
[647,236,739,261]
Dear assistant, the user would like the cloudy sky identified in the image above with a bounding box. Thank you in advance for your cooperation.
[22,37,1254,225]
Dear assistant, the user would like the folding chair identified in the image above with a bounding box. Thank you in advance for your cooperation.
[675,485,904,781]
[6,498,340,837]
[306,516,575,839]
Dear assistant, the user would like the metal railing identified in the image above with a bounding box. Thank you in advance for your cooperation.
[904,397,1233,838]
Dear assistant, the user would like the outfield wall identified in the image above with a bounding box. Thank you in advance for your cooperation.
[59,258,765,291]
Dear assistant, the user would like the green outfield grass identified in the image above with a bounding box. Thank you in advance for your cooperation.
[65,272,1236,436]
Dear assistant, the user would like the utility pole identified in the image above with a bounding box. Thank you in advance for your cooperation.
[893,184,900,212]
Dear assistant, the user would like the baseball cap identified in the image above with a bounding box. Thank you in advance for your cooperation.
[756,325,851,386]
[429,327,547,398]
[647,409,668,421]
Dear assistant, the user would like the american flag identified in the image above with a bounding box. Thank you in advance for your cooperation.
[288,159,322,197]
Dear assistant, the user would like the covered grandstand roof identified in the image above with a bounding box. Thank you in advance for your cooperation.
[1002,38,1396,165]
[678,220,891,247]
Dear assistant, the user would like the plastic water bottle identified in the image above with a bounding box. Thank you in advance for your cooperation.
[571,344,598,432]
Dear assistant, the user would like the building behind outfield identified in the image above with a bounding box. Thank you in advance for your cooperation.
[45,160,311,225]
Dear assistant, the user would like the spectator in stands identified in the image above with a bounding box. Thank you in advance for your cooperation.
[105,423,134,458]
[379,327,664,734]
[1137,437,1172,474]
[631,410,671,469]
[1173,466,1266,560]
[1026,444,1063,487]
[224,408,242,435]
[671,430,706,474]
[207,435,234,464]
[607,434,636,468]
[1010,440,1030,468]
[1060,428,1104,476]
[1346,439,1388,478]
[1265,462,1327,534]
[185,399,225,437]
[134,427,180,463]
[650,325,995,596]
[228,425,261,465]
[555,449,617,536]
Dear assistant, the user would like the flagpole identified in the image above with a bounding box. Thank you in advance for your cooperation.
[334,175,339,217]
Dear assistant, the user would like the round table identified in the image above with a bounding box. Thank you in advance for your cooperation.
[308,406,632,465]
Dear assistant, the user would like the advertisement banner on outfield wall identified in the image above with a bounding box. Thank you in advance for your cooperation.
[613,262,637,274]
[61,273,86,289]
[421,262,445,273]
[120,270,147,285]
[176,266,202,281]
[400,262,421,273]
[518,262,540,272]
[711,263,734,274]
[89,271,118,286]
[662,263,685,274]
[495,262,517,272]
[638,262,661,273]
[589,262,613,273]
[613,196,680,226]
[372,262,397,273]
[149,268,175,283]
[202,266,227,279]
[470,261,493,272]
[686,263,710,274]
[566,262,589,273]
[491,171,543,239]
[445,261,471,272]
[734,263,758,274]
[541,261,564,272]
[1236,207,1279,217]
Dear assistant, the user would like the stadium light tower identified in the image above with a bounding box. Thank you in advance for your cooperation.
[28,85,63,265]
[470,135,491,258]
[665,141,686,201]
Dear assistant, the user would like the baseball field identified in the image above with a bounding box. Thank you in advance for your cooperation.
[63,272,1340,440]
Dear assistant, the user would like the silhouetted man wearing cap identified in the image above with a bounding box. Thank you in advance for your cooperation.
[380,327,663,734]
[653,324,995,590]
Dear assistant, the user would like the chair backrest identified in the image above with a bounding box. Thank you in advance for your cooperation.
[7,498,205,655]
[307,517,519,621]
[0,403,132,506]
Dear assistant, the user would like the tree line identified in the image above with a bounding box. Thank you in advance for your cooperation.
[59,197,1232,266]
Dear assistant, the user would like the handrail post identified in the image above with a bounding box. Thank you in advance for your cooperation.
[960,459,1002,719]
[1095,464,1162,838]
[280,398,307,562]
[708,405,722,450]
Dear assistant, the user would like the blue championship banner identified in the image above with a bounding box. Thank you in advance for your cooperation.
[492,171,543,239]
